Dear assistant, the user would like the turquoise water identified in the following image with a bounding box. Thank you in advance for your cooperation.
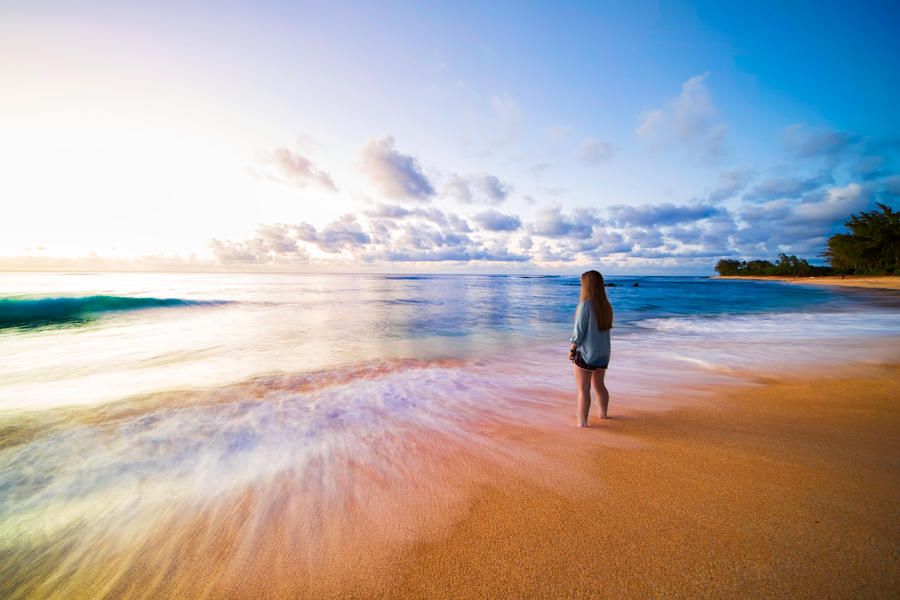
[1,271,898,599]
[0,295,229,328]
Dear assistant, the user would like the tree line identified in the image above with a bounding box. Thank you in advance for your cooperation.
[716,203,900,277]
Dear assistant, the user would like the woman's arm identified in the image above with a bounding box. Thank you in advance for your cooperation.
[568,301,588,359]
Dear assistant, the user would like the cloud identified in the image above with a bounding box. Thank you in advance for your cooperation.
[673,73,713,142]
[208,224,310,264]
[781,124,860,161]
[607,202,723,227]
[252,147,336,191]
[443,174,473,202]
[473,173,511,203]
[881,175,900,200]
[363,203,472,232]
[295,214,371,253]
[744,172,833,202]
[364,203,412,219]
[378,246,529,263]
[622,227,666,250]
[636,73,726,159]
[361,136,435,201]
[255,223,299,253]
[529,203,597,239]
[707,168,754,202]
[570,229,632,255]
[533,242,575,263]
[734,182,876,255]
[473,210,522,232]
[853,155,889,180]
[579,138,614,165]
[784,182,873,226]
[370,221,528,263]
[663,214,738,252]
[443,172,511,204]
[636,109,665,142]
[208,238,271,263]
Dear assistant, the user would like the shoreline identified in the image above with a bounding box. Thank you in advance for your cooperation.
[712,274,900,291]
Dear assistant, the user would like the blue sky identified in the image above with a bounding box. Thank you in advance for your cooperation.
[1,0,897,273]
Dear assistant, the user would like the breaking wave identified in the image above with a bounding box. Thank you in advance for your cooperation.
[0,296,230,329]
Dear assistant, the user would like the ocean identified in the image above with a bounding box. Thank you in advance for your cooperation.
[1,271,898,597]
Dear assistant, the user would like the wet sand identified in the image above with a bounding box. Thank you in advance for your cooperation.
[4,365,899,599]
[714,274,900,290]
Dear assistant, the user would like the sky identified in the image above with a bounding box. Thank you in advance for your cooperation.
[1,0,898,274]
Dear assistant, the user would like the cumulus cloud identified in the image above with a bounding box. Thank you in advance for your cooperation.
[371,221,528,263]
[663,214,738,253]
[473,210,522,232]
[579,138,614,165]
[443,172,511,204]
[361,136,435,201]
[734,182,876,255]
[529,203,598,239]
[363,203,472,232]
[474,173,511,202]
[784,183,873,226]
[379,246,529,263]
[208,224,310,264]
[393,223,467,251]
[364,203,412,220]
[533,242,575,263]
[255,223,299,253]
[252,147,336,191]
[570,229,632,255]
[636,73,726,159]
[607,202,723,228]
[518,235,533,250]
[623,227,666,251]
[295,214,371,253]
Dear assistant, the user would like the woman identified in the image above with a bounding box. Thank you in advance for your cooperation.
[568,270,612,427]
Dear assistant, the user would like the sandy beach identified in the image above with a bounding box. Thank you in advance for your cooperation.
[12,363,896,599]
[347,364,900,599]
[713,275,900,291]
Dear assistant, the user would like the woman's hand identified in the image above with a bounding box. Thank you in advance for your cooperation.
[568,345,576,362]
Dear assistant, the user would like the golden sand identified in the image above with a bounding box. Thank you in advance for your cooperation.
[352,365,900,599]
[6,366,899,599]
[714,274,900,290]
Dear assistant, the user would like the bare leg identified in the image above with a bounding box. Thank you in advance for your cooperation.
[592,368,609,419]
[574,364,593,427]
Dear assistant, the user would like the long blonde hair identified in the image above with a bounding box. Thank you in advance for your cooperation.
[580,270,613,330]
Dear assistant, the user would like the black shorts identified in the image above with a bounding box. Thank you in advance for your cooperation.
[573,351,606,371]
